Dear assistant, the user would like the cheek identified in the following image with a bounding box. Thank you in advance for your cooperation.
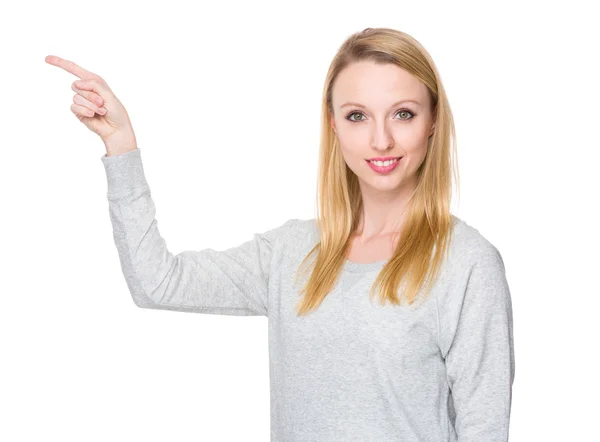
[337,135,361,159]
[339,141,368,172]
[398,126,428,146]
[404,135,430,159]
[338,130,369,157]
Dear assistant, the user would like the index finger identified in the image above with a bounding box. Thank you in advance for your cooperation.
[45,55,97,80]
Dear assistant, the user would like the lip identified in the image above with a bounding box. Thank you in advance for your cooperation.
[366,157,402,174]
[366,156,402,161]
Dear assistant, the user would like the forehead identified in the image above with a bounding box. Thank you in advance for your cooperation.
[332,60,428,106]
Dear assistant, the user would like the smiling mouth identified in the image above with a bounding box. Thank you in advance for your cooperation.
[366,157,402,164]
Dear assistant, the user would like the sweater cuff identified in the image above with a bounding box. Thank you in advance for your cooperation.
[100,148,149,200]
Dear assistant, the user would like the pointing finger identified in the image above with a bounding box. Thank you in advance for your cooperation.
[45,55,98,80]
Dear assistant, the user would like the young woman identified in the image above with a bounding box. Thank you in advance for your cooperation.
[46,27,515,441]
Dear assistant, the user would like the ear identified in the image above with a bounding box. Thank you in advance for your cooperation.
[429,110,437,137]
[330,118,336,134]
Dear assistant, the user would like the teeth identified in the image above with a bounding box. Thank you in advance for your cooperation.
[369,158,399,166]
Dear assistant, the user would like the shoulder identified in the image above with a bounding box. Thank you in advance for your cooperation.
[436,216,511,355]
[258,217,317,245]
[275,217,318,237]
[448,215,505,273]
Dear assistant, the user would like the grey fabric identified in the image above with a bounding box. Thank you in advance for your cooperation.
[101,147,515,441]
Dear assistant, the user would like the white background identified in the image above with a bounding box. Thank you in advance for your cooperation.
[1,0,598,440]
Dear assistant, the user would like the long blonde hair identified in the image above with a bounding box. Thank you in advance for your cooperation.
[293,27,460,316]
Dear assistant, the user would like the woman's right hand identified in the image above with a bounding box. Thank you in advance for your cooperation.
[45,55,138,155]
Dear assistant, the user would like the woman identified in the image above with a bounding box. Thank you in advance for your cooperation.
[46,27,515,441]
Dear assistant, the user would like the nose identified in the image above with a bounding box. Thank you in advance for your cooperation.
[370,120,395,152]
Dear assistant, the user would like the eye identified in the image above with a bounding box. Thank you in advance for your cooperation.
[395,109,415,120]
[346,111,366,123]
[345,108,415,123]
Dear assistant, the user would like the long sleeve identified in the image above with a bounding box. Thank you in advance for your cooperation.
[100,148,291,317]
[437,245,515,441]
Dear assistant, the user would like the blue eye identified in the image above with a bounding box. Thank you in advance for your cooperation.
[345,109,415,123]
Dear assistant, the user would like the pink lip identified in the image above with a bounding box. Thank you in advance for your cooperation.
[367,156,401,161]
[366,157,402,174]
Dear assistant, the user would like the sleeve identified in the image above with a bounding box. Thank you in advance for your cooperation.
[100,148,293,317]
[437,246,515,441]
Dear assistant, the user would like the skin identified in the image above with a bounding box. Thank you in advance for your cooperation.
[330,60,436,247]
[45,55,137,155]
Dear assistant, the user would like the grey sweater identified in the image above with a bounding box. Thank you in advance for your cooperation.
[101,147,515,441]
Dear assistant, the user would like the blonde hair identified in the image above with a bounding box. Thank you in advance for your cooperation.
[293,27,460,316]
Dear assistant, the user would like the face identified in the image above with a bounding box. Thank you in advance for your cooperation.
[330,60,435,194]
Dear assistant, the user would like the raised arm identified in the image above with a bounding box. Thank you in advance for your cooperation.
[46,54,290,317]
[101,148,293,316]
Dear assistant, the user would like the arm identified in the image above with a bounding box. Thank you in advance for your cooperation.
[101,148,292,316]
[437,246,515,441]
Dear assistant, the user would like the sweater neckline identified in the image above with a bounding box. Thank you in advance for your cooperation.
[311,215,462,273]
[343,258,388,273]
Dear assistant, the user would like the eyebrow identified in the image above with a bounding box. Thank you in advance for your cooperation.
[340,99,422,109]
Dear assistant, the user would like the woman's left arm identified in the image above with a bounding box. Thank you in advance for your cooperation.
[440,246,516,441]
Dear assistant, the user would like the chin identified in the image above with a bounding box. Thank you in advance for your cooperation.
[362,176,403,191]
